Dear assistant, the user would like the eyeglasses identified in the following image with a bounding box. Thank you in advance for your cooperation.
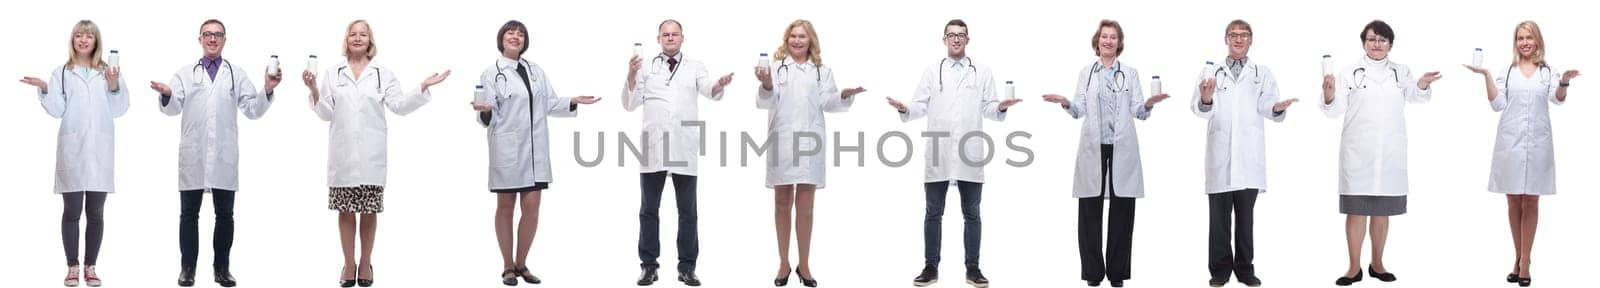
[944,33,968,40]
[201,31,226,40]
[1227,33,1252,40]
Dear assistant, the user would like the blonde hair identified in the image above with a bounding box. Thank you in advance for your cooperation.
[343,19,377,60]
[1512,21,1546,66]
[64,20,106,68]
[772,19,822,67]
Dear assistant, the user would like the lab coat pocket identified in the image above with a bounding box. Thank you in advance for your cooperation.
[490,133,522,168]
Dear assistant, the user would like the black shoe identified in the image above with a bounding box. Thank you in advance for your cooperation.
[214,267,237,287]
[1367,265,1396,282]
[1518,277,1532,287]
[677,271,701,287]
[965,268,989,288]
[796,268,817,288]
[1110,280,1124,287]
[501,268,519,286]
[177,267,196,287]
[912,265,937,287]
[1334,270,1363,286]
[517,266,541,284]
[774,268,790,287]
[1087,280,1102,287]
[1507,273,1520,283]
[339,266,357,288]
[356,264,374,287]
[636,268,658,286]
[1238,275,1261,287]
[1208,277,1228,287]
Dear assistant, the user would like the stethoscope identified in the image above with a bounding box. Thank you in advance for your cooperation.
[336,65,383,94]
[1350,65,1400,90]
[1210,61,1262,92]
[774,59,822,86]
[650,54,681,86]
[174,59,239,96]
[1502,64,1553,92]
[938,57,977,91]
[1085,61,1128,93]
[492,59,536,97]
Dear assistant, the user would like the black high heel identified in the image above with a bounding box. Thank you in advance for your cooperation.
[517,266,541,284]
[1518,277,1532,287]
[796,268,817,287]
[1334,270,1363,286]
[774,268,790,287]
[357,264,374,287]
[1507,273,1519,283]
[339,266,357,288]
[501,268,519,286]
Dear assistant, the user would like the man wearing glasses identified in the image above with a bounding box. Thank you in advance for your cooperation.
[888,19,1020,288]
[1190,19,1297,288]
[149,19,280,287]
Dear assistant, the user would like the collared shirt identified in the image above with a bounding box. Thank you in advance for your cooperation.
[1227,57,1248,81]
[1097,62,1118,144]
[201,56,223,81]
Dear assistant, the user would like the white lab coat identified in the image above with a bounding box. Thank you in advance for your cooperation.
[1190,59,1285,194]
[1320,57,1431,196]
[158,59,275,192]
[1063,61,1149,198]
[311,61,431,187]
[899,57,1006,184]
[38,65,131,193]
[756,58,853,188]
[621,53,723,176]
[1486,64,1564,195]
[477,58,577,190]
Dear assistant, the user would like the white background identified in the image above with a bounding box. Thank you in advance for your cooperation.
[2,0,1595,287]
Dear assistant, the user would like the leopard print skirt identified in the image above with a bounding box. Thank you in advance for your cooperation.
[328,185,384,214]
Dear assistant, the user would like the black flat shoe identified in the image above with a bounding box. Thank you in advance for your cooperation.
[177,266,197,287]
[1087,280,1102,287]
[1238,275,1261,287]
[501,268,519,286]
[1518,277,1532,287]
[357,264,374,287]
[214,267,237,287]
[1335,270,1363,286]
[517,266,541,284]
[1110,280,1124,287]
[1367,265,1396,282]
[637,268,658,286]
[796,268,817,287]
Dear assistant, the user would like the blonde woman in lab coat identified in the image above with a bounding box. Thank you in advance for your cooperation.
[1040,19,1172,288]
[1462,20,1580,287]
[471,20,599,286]
[18,19,130,288]
[302,19,450,287]
[1319,20,1443,286]
[752,19,865,288]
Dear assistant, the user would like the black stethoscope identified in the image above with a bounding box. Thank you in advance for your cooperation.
[1085,61,1128,93]
[650,54,681,86]
[492,58,536,97]
[775,59,822,86]
[172,59,239,96]
[1210,61,1262,92]
[1351,66,1401,90]
[939,57,977,91]
[337,65,383,94]
[1503,64,1553,92]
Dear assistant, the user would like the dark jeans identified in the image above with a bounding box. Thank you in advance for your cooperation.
[180,189,236,269]
[638,171,699,273]
[63,192,107,266]
[1080,144,1136,282]
[924,181,983,268]
[1209,189,1259,280]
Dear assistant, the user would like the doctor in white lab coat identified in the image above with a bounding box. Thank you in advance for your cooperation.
[1320,20,1442,286]
[752,19,864,287]
[620,19,731,286]
[302,19,450,286]
[1040,19,1170,288]
[1462,20,1580,286]
[18,20,128,286]
[470,20,598,286]
[1190,20,1298,287]
[147,19,278,286]
[886,19,1018,288]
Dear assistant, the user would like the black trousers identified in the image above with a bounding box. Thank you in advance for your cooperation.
[638,171,699,273]
[63,192,107,266]
[1080,144,1136,282]
[1208,189,1259,280]
[180,189,236,269]
[923,181,982,268]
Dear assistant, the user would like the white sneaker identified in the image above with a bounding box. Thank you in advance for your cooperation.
[63,265,81,287]
[83,265,102,287]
